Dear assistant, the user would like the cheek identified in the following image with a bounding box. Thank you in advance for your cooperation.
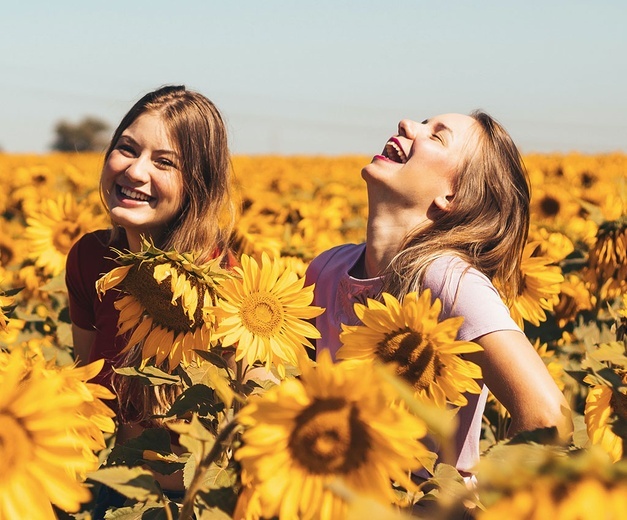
[100,167,114,192]
[163,173,185,206]
[101,156,123,183]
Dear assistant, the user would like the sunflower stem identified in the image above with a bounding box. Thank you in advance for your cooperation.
[163,499,174,520]
[178,418,240,520]
[234,360,244,415]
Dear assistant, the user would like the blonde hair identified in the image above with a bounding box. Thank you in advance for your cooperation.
[382,110,530,305]
[102,85,234,262]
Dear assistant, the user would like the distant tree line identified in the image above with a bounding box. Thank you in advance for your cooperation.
[51,116,110,152]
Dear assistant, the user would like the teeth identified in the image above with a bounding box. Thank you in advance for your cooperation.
[120,186,150,201]
[384,141,408,164]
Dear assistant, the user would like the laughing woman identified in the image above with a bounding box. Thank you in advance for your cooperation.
[305,112,573,479]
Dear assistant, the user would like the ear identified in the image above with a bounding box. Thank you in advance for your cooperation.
[434,194,453,212]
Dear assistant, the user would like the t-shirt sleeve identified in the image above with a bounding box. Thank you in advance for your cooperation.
[65,234,97,330]
[423,256,521,342]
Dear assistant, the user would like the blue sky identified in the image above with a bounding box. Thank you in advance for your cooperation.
[2,1,626,155]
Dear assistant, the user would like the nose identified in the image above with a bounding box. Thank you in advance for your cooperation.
[397,119,422,139]
[124,155,151,183]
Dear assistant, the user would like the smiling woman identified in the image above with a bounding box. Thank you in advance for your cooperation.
[100,112,184,250]
[64,85,237,516]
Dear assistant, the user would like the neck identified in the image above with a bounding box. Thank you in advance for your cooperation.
[364,195,428,278]
[124,229,159,253]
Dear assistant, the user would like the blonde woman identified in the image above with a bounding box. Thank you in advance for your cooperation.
[306,112,572,479]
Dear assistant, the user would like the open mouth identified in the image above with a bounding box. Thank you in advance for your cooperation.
[382,138,408,164]
[117,185,154,202]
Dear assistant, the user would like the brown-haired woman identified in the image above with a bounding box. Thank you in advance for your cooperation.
[305,112,573,481]
[65,85,236,515]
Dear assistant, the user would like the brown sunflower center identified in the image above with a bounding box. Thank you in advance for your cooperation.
[539,195,561,218]
[240,292,284,337]
[376,327,441,391]
[288,397,370,475]
[122,262,206,334]
[53,221,83,254]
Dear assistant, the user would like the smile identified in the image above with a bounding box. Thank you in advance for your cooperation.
[118,185,153,202]
[382,138,408,164]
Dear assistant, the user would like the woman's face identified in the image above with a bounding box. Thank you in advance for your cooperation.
[101,112,184,247]
[362,113,479,212]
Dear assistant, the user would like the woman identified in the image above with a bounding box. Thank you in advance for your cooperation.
[65,85,235,511]
[305,112,572,478]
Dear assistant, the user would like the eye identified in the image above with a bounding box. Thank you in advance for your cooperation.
[116,143,136,156]
[432,133,445,144]
[156,157,177,169]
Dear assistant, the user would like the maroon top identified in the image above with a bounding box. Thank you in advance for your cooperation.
[65,229,130,390]
[66,230,238,392]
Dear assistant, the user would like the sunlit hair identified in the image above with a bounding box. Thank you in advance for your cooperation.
[102,85,234,262]
[383,110,531,304]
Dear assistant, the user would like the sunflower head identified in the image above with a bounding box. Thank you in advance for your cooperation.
[235,350,430,520]
[213,252,324,378]
[96,238,232,371]
[582,342,627,463]
[476,444,627,520]
[553,274,596,329]
[504,241,564,329]
[24,193,106,277]
[584,216,627,300]
[338,290,483,408]
[0,348,104,518]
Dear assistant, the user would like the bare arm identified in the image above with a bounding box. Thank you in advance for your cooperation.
[72,323,96,366]
[465,329,573,441]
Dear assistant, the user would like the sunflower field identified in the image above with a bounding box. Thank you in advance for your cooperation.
[1,151,626,519]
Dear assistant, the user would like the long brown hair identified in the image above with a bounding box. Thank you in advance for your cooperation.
[105,86,234,424]
[102,85,234,261]
[382,110,530,304]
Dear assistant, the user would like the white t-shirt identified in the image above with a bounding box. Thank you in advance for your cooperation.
[305,242,522,475]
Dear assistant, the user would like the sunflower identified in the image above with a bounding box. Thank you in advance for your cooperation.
[96,239,231,371]
[528,224,574,262]
[477,444,627,520]
[338,289,483,408]
[585,382,625,463]
[59,359,117,451]
[0,348,102,519]
[530,182,580,224]
[584,216,627,300]
[235,349,430,520]
[553,273,597,329]
[213,252,324,378]
[24,193,106,277]
[506,242,564,329]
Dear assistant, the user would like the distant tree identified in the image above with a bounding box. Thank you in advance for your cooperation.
[51,116,110,152]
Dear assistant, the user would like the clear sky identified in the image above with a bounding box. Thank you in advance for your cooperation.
[2,1,626,156]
